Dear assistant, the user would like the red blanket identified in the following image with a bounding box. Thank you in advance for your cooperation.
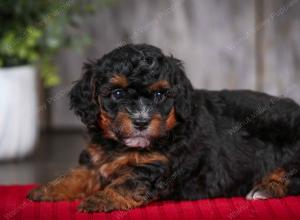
[1,185,300,220]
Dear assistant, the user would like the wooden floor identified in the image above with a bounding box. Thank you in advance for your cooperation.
[0,131,87,185]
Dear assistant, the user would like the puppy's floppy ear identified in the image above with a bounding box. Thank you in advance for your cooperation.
[69,62,99,128]
[165,56,193,121]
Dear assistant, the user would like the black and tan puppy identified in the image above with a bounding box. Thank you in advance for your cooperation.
[28,44,300,212]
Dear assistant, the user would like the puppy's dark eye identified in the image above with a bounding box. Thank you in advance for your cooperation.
[153,91,164,102]
[111,89,126,100]
[154,91,162,98]
[146,57,154,66]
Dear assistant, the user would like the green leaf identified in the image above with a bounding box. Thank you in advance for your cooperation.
[0,0,118,86]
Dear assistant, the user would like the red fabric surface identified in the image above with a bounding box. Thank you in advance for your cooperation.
[0,185,300,220]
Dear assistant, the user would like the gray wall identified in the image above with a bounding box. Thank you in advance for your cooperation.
[49,0,300,128]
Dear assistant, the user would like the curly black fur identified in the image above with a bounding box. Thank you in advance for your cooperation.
[70,44,300,202]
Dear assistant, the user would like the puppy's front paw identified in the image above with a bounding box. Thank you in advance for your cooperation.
[27,185,65,201]
[78,192,126,213]
[27,186,49,201]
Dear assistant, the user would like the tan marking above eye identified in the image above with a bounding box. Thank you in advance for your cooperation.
[110,74,128,88]
[149,80,170,91]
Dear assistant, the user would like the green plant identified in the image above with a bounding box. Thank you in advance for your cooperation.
[0,0,117,87]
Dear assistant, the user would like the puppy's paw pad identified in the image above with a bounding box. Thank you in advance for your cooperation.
[246,188,271,200]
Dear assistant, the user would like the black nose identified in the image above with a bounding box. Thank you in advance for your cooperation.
[133,119,150,130]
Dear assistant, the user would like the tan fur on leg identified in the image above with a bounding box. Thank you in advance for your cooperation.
[28,167,100,201]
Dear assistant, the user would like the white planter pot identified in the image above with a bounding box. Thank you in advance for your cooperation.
[0,65,38,160]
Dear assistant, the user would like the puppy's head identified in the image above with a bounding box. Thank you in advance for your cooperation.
[70,44,193,148]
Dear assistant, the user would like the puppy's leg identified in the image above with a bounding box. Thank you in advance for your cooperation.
[78,172,149,212]
[28,167,100,201]
[79,158,169,212]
